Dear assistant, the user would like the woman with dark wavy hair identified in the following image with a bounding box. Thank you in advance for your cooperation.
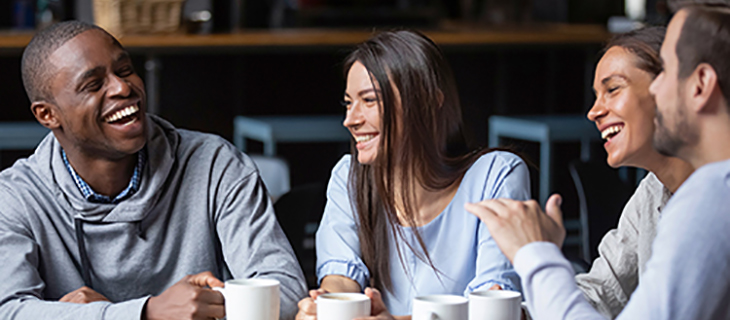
[296,30,530,319]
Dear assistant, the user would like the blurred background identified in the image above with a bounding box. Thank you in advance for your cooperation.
[0,0,669,286]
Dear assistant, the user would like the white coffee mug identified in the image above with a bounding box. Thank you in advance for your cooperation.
[468,290,521,320]
[316,292,371,320]
[214,278,280,320]
[412,294,468,320]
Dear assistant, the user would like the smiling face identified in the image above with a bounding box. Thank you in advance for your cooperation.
[588,46,658,168]
[343,61,384,165]
[42,29,147,160]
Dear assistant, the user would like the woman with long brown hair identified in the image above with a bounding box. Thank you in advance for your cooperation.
[296,30,530,319]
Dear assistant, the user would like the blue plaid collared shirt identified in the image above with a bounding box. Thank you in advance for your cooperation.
[62,148,146,204]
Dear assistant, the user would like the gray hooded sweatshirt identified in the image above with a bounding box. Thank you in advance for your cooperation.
[0,115,307,319]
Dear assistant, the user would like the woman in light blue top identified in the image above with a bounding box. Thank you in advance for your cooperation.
[295,30,530,319]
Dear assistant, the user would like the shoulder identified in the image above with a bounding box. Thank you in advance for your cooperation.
[622,172,667,215]
[670,160,730,210]
[461,150,530,200]
[464,151,526,180]
[172,128,259,182]
[331,154,352,178]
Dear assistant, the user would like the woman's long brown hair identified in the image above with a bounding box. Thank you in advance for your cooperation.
[344,30,489,293]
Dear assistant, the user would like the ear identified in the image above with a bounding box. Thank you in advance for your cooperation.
[689,63,720,113]
[31,101,62,130]
[436,89,445,109]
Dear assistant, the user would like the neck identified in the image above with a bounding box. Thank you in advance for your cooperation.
[644,155,694,193]
[65,150,137,197]
[679,110,730,168]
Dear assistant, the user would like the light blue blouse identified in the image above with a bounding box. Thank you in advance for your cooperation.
[315,151,531,315]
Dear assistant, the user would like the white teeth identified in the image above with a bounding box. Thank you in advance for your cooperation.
[104,104,139,123]
[355,134,376,143]
[601,125,623,140]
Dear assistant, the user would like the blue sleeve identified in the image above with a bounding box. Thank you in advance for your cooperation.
[466,153,530,294]
[315,156,370,290]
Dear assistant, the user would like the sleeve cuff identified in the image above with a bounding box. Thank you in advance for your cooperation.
[317,260,369,291]
[102,296,151,320]
[513,242,569,277]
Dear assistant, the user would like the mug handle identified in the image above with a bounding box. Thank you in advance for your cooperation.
[213,287,226,300]
[213,287,226,320]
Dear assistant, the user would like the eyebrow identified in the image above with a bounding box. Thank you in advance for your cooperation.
[75,66,105,91]
[75,52,132,91]
[601,74,628,85]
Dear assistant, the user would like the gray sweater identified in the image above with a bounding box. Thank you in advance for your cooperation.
[0,115,306,319]
[575,172,672,319]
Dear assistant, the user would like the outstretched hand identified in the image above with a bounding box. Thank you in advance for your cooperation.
[465,194,565,262]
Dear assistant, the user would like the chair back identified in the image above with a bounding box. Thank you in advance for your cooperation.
[274,182,327,289]
[569,160,634,262]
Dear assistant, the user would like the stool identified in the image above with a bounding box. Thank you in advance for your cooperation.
[233,115,351,156]
[488,115,601,205]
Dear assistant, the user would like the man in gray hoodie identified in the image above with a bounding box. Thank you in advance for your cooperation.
[0,20,307,319]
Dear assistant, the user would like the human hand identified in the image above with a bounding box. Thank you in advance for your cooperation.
[465,194,565,263]
[354,287,396,320]
[59,286,110,304]
[295,288,328,320]
[145,271,225,320]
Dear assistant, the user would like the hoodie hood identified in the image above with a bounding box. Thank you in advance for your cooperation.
[29,114,179,223]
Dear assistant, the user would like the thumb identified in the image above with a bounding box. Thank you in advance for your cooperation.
[545,194,564,228]
[364,287,386,315]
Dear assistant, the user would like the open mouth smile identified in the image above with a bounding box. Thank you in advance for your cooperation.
[601,124,624,141]
[104,104,140,125]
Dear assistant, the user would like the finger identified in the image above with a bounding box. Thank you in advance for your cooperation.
[488,284,502,290]
[187,271,224,288]
[545,194,564,227]
[198,303,226,319]
[299,297,317,315]
[482,199,516,217]
[309,288,327,299]
[296,311,317,320]
[198,288,225,305]
[365,288,388,316]
[465,202,499,224]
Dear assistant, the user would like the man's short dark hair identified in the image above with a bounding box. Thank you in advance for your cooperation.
[676,5,730,100]
[21,21,117,103]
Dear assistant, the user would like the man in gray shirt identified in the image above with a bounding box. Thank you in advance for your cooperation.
[0,21,306,319]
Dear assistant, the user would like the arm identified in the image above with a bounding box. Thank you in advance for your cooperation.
[0,219,150,320]
[216,169,308,320]
[467,156,531,294]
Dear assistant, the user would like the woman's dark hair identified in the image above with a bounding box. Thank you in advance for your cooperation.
[343,30,485,293]
[604,26,666,78]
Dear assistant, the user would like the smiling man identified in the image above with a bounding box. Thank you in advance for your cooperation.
[466,3,730,320]
[0,21,306,319]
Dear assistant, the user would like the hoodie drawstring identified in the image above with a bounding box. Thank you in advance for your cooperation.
[74,218,93,288]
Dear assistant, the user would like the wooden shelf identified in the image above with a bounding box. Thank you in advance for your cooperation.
[0,25,610,52]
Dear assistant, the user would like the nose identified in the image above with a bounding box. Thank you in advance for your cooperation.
[587,97,607,123]
[649,74,660,97]
[107,74,132,98]
[343,102,363,129]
